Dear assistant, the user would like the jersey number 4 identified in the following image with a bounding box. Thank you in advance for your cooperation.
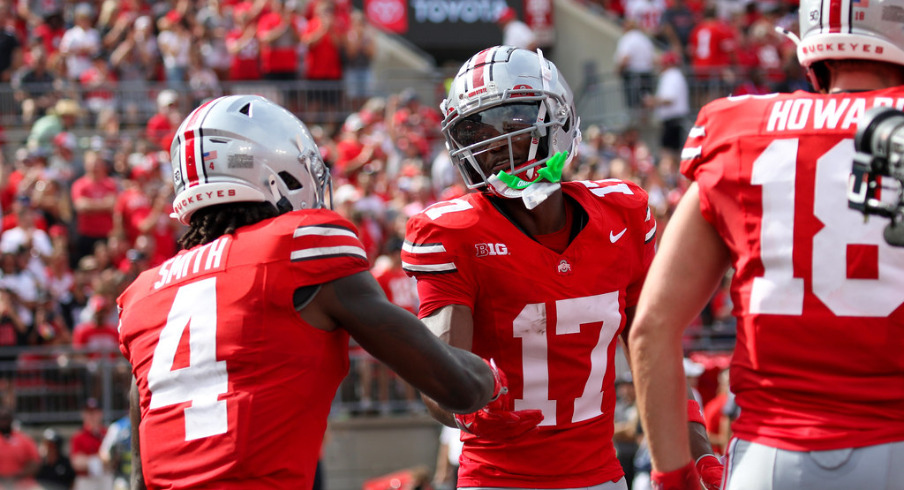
[750,138,904,317]
[147,277,229,441]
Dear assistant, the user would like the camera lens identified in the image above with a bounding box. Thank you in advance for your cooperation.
[855,106,904,161]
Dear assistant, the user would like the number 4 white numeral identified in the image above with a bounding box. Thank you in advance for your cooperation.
[147,277,229,441]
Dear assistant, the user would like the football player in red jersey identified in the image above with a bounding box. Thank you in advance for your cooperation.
[402,46,719,489]
[116,95,533,490]
[629,1,904,488]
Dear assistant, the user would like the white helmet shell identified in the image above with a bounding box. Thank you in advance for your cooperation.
[797,0,904,71]
[440,46,580,198]
[170,95,329,225]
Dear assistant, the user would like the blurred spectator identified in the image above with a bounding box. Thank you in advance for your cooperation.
[30,10,66,61]
[1,196,53,285]
[343,10,376,110]
[109,15,160,125]
[0,286,29,349]
[35,428,76,490]
[496,7,537,50]
[657,0,697,59]
[195,4,232,82]
[0,3,23,85]
[17,1,64,31]
[613,378,639,490]
[225,3,261,81]
[72,294,118,356]
[433,426,462,490]
[187,45,221,105]
[644,50,689,159]
[13,45,61,124]
[26,98,80,152]
[47,132,80,183]
[624,0,666,36]
[157,15,192,88]
[687,6,737,104]
[0,247,43,330]
[302,1,345,115]
[257,0,303,81]
[615,18,656,120]
[145,89,181,152]
[99,415,130,490]
[58,3,100,81]
[732,67,771,96]
[70,398,113,490]
[79,55,118,117]
[70,151,118,265]
[0,406,40,488]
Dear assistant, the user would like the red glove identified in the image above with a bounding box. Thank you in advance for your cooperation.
[651,460,699,490]
[696,455,724,490]
[453,359,544,441]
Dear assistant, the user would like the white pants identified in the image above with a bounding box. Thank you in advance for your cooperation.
[725,437,904,490]
[462,477,628,490]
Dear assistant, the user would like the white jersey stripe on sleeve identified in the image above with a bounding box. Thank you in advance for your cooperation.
[645,221,657,243]
[402,242,447,254]
[687,126,705,139]
[681,147,702,160]
[291,246,366,261]
[294,225,357,239]
[401,261,457,273]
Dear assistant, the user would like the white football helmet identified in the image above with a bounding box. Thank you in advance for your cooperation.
[170,95,329,225]
[793,0,904,91]
[440,46,580,200]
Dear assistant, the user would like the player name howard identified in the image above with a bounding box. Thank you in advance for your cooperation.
[764,95,904,133]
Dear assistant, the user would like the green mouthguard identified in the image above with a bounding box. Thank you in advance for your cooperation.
[494,151,568,190]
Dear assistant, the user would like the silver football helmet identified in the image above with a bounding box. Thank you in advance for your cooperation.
[170,95,329,225]
[792,0,904,91]
[440,46,580,202]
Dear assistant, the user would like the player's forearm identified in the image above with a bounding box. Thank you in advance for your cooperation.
[631,327,692,471]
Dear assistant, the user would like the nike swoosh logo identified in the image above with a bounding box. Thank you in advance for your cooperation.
[610,228,627,243]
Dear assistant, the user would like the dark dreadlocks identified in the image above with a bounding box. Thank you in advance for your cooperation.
[178,201,279,250]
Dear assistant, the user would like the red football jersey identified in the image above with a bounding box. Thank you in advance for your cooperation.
[402,181,656,488]
[681,88,904,451]
[118,210,369,489]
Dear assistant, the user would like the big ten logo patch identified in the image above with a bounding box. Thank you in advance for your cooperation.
[475,243,509,257]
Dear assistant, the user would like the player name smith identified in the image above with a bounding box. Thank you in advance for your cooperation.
[153,237,229,290]
[765,96,904,133]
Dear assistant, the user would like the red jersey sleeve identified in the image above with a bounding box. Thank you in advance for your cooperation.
[401,201,478,318]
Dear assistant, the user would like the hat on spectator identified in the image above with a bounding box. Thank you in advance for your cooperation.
[84,397,100,411]
[497,7,517,24]
[74,2,93,18]
[157,90,179,109]
[48,224,68,239]
[53,99,81,118]
[660,50,681,68]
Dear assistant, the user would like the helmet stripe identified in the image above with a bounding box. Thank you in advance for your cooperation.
[825,0,851,33]
[180,98,218,189]
[471,47,492,91]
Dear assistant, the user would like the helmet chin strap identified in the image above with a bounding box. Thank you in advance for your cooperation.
[268,173,294,214]
[487,151,569,209]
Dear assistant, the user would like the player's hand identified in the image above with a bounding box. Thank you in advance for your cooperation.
[453,359,544,441]
[651,460,699,490]
[696,454,724,490]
